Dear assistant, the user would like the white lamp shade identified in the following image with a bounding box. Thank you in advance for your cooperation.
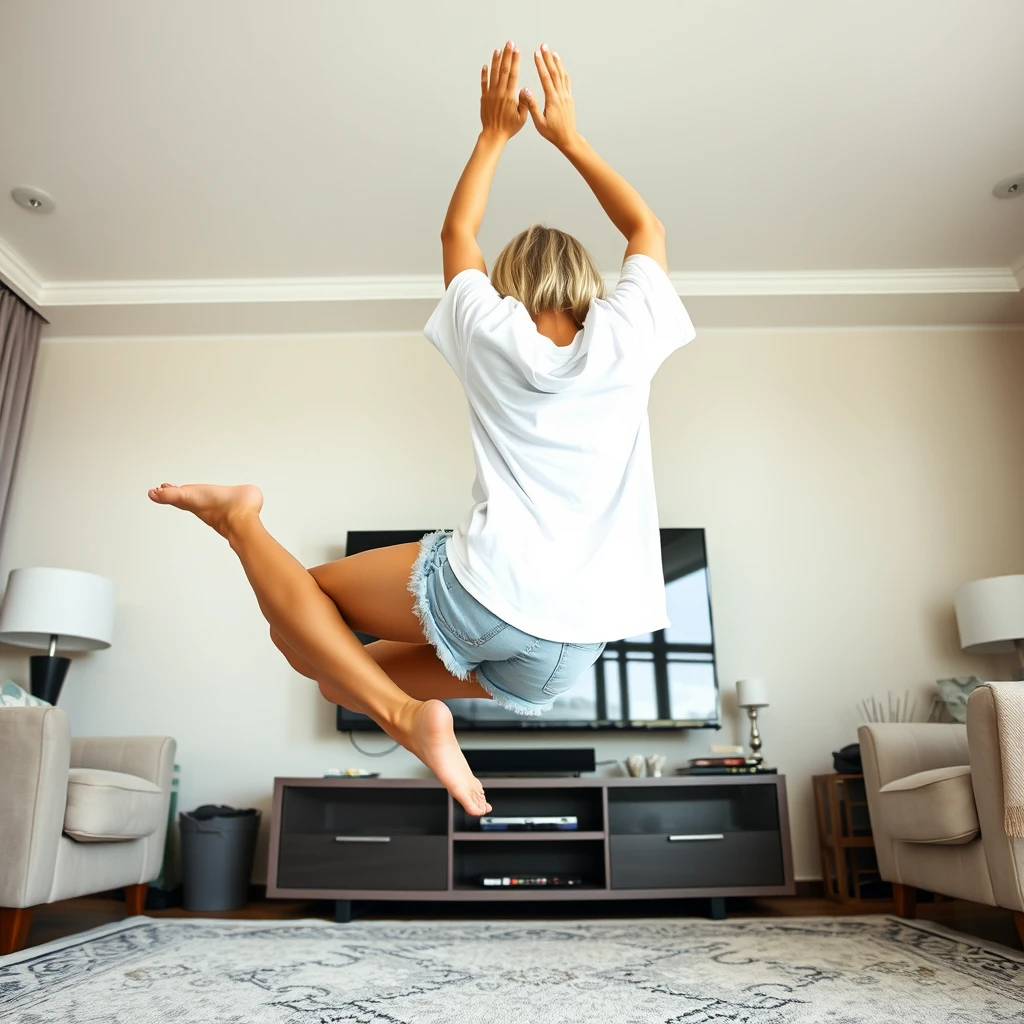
[736,677,768,708]
[0,567,116,652]
[954,574,1024,654]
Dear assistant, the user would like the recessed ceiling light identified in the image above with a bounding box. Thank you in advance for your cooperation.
[993,173,1024,199]
[11,186,55,214]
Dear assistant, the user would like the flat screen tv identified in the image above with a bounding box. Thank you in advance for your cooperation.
[336,528,719,732]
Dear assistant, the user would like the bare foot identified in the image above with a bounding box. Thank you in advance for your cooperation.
[148,482,263,538]
[403,699,491,817]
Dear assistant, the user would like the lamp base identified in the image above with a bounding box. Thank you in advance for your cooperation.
[30,655,70,705]
[745,706,765,765]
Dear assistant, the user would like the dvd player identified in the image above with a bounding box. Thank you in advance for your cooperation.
[481,875,582,887]
[479,815,578,831]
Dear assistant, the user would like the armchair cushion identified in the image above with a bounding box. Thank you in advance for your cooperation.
[877,765,979,845]
[63,768,165,843]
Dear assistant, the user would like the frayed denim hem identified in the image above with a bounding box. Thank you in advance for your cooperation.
[474,667,552,718]
[407,529,475,683]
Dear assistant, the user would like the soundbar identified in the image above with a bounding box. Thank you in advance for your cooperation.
[463,748,596,777]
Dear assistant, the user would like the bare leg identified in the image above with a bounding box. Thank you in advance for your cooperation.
[148,482,490,816]
[270,628,368,714]
[271,629,494,705]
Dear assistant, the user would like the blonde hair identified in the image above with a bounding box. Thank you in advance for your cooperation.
[491,225,605,327]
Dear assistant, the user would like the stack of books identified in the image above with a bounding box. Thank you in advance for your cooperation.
[676,756,776,776]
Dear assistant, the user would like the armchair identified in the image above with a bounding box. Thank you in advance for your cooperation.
[0,706,176,953]
[859,684,1024,943]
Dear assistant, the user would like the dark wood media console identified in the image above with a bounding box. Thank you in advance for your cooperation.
[267,775,795,920]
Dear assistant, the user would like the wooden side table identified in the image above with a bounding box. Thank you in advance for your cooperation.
[813,773,889,903]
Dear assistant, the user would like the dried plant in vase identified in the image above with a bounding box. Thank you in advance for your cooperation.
[856,691,945,724]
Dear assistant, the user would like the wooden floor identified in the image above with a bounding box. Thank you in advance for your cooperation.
[18,892,1023,954]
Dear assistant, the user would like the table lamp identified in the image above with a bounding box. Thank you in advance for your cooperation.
[736,677,769,764]
[954,574,1024,678]
[0,567,116,703]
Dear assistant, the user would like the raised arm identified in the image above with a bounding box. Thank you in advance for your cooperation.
[440,41,528,287]
[521,44,667,272]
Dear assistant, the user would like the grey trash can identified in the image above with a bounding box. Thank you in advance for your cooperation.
[179,804,261,911]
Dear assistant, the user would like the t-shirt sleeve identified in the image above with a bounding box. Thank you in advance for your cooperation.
[602,254,696,375]
[423,269,504,377]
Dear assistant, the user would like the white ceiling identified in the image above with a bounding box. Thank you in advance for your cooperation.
[1,0,1022,333]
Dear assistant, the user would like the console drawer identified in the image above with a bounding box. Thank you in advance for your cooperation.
[278,834,448,891]
[610,831,783,890]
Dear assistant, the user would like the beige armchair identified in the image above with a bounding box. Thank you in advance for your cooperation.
[859,684,1024,943]
[0,706,176,954]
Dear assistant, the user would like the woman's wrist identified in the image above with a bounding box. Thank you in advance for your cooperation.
[556,132,586,159]
[478,127,510,149]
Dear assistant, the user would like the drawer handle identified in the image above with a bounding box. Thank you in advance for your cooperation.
[334,835,392,843]
[667,833,725,842]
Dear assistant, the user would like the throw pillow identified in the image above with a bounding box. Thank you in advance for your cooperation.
[0,680,51,707]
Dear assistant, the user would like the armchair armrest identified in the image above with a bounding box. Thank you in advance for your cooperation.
[858,723,969,789]
[68,735,177,890]
[858,722,971,884]
[966,684,1024,912]
[71,736,176,794]
[0,707,71,908]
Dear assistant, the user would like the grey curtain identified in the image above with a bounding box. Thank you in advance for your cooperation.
[0,284,44,558]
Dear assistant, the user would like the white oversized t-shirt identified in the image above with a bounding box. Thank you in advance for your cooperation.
[423,253,696,644]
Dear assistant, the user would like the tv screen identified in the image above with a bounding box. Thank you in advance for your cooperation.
[336,528,719,732]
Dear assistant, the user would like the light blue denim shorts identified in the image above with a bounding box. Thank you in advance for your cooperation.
[407,530,607,717]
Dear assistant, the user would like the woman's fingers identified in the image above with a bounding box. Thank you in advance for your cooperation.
[508,46,521,94]
[540,44,562,91]
[498,40,514,90]
[480,62,489,95]
[534,47,555,100]
[552,50,569,91]
[489,47,502,92]
[521,85,543,126]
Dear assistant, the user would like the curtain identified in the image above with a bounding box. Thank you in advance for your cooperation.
[0,284,44,559]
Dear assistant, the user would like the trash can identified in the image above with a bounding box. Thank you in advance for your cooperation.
[179,804,261,911]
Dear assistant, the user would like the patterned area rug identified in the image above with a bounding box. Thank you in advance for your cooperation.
[1,916,1022,1023]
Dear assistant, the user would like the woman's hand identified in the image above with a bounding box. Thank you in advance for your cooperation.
[480,41,528,141]
[522,44,579,151]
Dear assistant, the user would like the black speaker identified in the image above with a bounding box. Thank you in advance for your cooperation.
[463,748,596,777]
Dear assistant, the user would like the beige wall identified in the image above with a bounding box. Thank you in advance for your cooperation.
[2,327,1023,883]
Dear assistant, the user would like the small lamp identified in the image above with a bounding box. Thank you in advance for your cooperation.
[0,567,116,703]
[736,677,769,764]
[954,574,1024,678]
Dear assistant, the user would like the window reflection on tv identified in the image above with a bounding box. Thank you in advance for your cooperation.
[336,528,719,732]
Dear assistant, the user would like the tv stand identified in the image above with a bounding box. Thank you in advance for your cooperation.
[268,775,794,917]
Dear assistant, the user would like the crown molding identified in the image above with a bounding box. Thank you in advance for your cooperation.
[669,266,1021,297]
[35,266,1022,308]
[1012,255,1024,291]
[1,232,1021,334]
[38,274,443,307]
[0,235,45,308]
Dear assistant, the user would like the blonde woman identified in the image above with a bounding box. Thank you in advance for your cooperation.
[149,41,695,817]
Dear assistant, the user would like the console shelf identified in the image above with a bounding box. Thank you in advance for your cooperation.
[267,775,795,918]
